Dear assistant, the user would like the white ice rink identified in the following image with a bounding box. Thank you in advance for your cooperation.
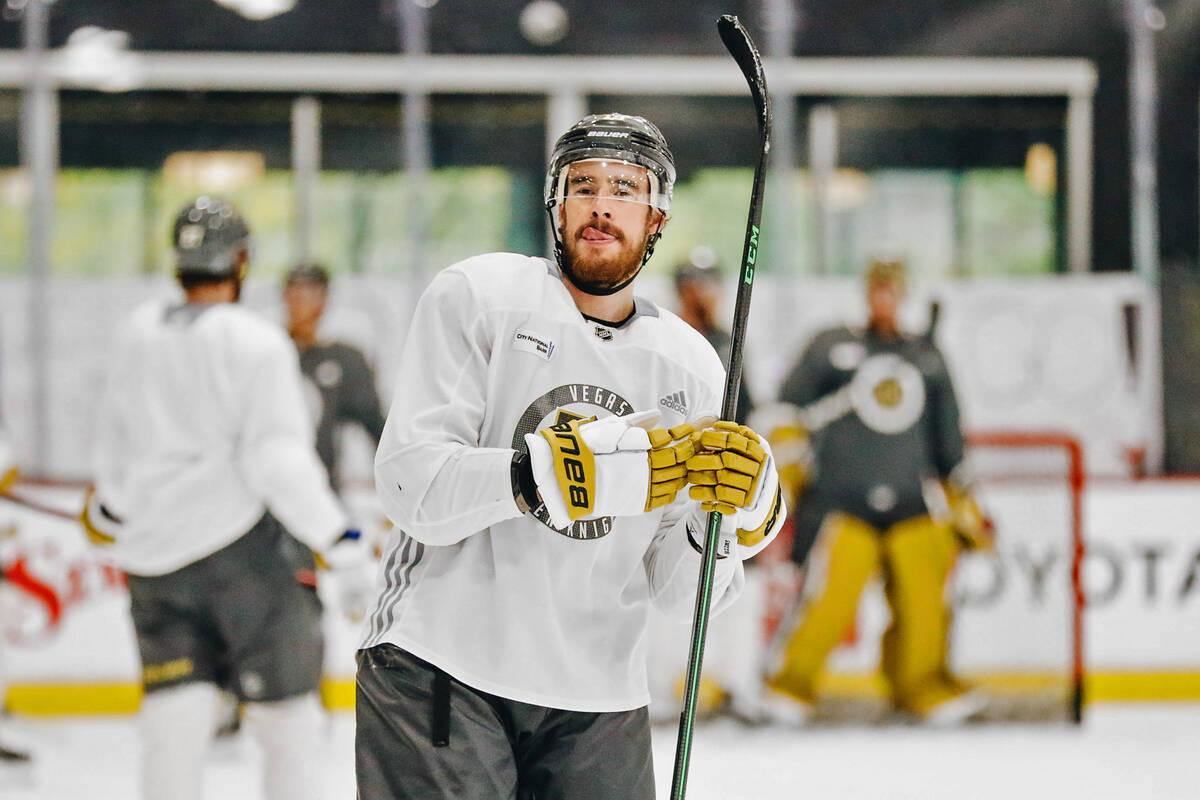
[1,703,1196,799]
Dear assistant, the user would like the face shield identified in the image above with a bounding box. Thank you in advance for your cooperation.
[547,159,671,216]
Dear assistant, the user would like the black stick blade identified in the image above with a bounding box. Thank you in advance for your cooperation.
[718,15,769,134]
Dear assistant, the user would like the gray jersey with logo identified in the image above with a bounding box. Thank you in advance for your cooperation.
[780,325,964,533]
[298,342,385,490]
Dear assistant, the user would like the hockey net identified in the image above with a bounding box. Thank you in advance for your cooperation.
[950,430,1085,723]
[756,430,1085,724]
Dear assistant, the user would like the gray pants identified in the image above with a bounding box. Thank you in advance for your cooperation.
[127,512,323,702]
[355,644,656,800]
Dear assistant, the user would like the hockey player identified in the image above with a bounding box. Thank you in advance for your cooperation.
[360,113,786,798]
[282,262,386,492]
[673,250,754,425]
[0,426,33,765]
[82,197,370,800]
[764,257,992,725]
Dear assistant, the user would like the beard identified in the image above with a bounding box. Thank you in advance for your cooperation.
[561,217,649,293]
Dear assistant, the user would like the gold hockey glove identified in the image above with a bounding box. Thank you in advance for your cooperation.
[943,481,995,550]
[686,420,785,555]
[687,421,770,514]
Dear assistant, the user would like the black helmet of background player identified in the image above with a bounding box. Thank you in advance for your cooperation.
[544,113,676,296]
[171,196,250,287]
[673,245,723,292]
[284,262,330,290]
[673,247,724,332]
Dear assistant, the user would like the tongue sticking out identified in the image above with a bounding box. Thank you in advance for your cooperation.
[582,226,617,243]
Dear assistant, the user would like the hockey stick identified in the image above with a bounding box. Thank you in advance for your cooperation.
[670,15,771,800]
[0,488,78,522]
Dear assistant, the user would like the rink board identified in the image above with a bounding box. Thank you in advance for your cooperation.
[4,480,1200,713]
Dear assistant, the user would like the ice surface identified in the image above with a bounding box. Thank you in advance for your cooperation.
[1,703,1196,799]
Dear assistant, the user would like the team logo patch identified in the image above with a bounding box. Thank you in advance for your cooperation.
[513,329,556,361]
[659,390,688,415]
[593,325,614,341]
[512,383,634,540]
[848,353,926,434]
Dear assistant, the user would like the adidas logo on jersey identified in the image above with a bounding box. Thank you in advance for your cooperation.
[659,390,688,415]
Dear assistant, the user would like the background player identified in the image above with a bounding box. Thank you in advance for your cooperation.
[81,197,370,800]
[673,248,754,425]
[358,113,786,798]
[764,256,993,725]
[282,262,386,493]
[0,426,32,765]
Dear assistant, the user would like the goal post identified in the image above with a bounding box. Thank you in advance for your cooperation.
[957,430,1086,723]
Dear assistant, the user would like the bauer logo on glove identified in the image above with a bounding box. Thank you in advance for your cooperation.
[542,418,597,516]
[524,410,704,530]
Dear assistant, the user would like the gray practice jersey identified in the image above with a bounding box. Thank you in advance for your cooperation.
[297,342,386,490]
[779,325,965,531]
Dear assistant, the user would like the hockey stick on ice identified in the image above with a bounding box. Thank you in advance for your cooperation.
[0,488,78,522]
[670,15,771,800]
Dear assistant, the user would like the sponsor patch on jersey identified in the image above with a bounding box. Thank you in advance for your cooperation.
[659,390,688,415]
[512,329,556,361]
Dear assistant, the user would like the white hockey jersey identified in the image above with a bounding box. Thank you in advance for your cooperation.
[369,253,745,712]
[93,298,348,575]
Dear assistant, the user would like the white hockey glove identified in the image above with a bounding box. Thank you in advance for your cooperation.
[317,530,376,624]
[79,488,123,546]
[686,421,786,559]
[524,410,704,530]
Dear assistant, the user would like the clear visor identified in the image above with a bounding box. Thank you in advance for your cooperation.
[550,159,668,212]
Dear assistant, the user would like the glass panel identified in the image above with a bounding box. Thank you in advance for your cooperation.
[961,168,1056,275]
[0,91,22,274]
[828,168,1055,278]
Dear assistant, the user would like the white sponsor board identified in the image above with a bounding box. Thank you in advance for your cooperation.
[7,481,1199,698]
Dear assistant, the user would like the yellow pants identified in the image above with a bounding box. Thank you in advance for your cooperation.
[767,512,965,716]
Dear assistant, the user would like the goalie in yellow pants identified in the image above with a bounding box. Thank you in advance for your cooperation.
[766,503,989,721]
[762,256,992,725]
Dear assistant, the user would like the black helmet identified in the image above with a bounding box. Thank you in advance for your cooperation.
[544,113,675,296]
[544,113,676,213]
[172,196,250,277]
[285,262,330,288]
